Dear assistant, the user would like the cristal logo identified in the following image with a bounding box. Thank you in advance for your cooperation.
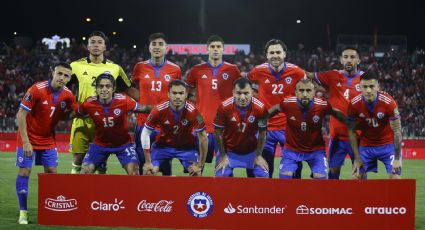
[91,198,125,212]
[224,203,285,214]
[45,195,78,212]
[296,205,353,215]
[364,207,407,215]
[137,200,174,213]
[224,203,236,214]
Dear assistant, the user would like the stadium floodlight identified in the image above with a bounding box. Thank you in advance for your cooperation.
[112,32,117,35]
[296,19,301,24]
[82,37,86,41]
[118,18,124,22]
[133,45,137,49]
[13,32,17,35]
[85,17,92,22]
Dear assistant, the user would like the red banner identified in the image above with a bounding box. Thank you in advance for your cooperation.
[38,174,415,229]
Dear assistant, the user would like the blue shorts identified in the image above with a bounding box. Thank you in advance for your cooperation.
[151,143,199,169]
[15,147,58,168]
[215,151,268,177]
[359,144,401,175]
[83,143,139,168]
[328,139,355,168]
[280,149,327,176]
[134,124,159,163]
[263,130,286,156]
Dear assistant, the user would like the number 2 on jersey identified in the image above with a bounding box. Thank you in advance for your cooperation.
[272,84,284,94]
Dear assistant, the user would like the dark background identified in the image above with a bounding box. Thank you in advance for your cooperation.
[1,0,424,51]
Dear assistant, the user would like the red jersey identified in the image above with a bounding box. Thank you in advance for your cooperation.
[78,93,138,147]
[186,61,241,133]
[213,97,267,154]
[248,62,305,131]
[313,70,363,140]
[348,92,400,147]
[132,60,181,126]
[145,101,205,148]
[279,97,331,153]
[17,80,77,149]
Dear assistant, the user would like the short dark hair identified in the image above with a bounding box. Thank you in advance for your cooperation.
[360,71,379,81]
[341,46,360,56]
[88,31,108,44]
[296,79,315,88]
[168,80,187,92]
[233,77,252,89]
[96,72,116,89]
[207,35,224,46]
[264,39,287,54]
[149,33,167,43]
[53,62,71,71]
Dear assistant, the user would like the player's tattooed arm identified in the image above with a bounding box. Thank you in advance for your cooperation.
[16,108,33,157]
[134,104,153,114]
[390,118,402,174]
[254,128,269,172]
[214,127,230,174]
[346,119,363,179]
[266,104,282,120]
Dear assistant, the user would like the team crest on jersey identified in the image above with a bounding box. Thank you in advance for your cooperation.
[164,74,171,81]
[222,73,229,80]
[285,76,292,84]
[60,101,66,109]
[181,119,188,126]
[355,84,361,91]
[312,115,320,123]
[114,109,121,116]
[377,112,385,119]
[187,192,214,218]
[23,92,32,102]
[248,115,255,123]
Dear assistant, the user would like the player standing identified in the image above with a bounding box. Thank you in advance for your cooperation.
[347,71,402,179]
[15,63,77,224]
[214,77,269,177]
[186,35,241,167]
[68,31,138,174]
[247,39,306,178]
[141,80,208,176]
[132,33,181,175]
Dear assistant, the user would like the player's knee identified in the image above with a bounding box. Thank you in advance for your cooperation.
[44,167,57,173]
[389,174,401,179]
[18,168,31,177]
[81,164,95,174]
[313,173,327,179]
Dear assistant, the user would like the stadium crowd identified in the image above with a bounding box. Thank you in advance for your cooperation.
[0,41,424,138]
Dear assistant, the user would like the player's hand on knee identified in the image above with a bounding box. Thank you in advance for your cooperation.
[142,162,155,175]
[352,159,363,179]
[254,155,269,172]
[391,159,401,174]
[215,155,229,175]
[188,162,202,176]
[23,143,33,157]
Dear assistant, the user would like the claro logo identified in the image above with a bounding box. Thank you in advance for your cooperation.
[45,195,78,211]
[91,198,125,212]
[296,205,353,215]
[365,207,407,215]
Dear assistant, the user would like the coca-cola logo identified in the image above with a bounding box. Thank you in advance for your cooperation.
[137,200,174,213]
[45,195,78,212]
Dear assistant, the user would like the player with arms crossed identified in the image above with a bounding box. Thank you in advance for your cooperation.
[78,73,149,175]
[132,33,181,175]
[214,77,269,177]
[306,47,364,179]
[69,31,138,174]
[347,71,402,179]
[247,39,306,178]
[186,35,241,168]
[141,80,208,176]
[15,63,77,224]
[268,79,362,179]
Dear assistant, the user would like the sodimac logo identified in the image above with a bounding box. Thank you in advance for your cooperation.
[44,195,78,211]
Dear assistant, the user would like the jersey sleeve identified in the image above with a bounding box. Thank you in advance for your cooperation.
[126,95,139,112]
[388,99,401,120]
[144,108,160,130]
[176,67,182,80]
[257,107,268,130]
[233,66,242,79]
[193,109,206,133]
[313,71,333,88]
[67,93,78,111]
[20,86,38,112]
[247,68,257,83]
[185,68,196,87]
[116,65,132,91]
[347,102,357,121]
[131,64,141,83]
[213,105,226,129]
[77,101,88,116]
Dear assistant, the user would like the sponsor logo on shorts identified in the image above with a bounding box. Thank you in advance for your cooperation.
[224,203,286,215]
[296,205,353,215]
[137,200,174,213]
[91,198,125,212]
[45,195,78,211]
[187,192,214,218]
[364,206,407,215]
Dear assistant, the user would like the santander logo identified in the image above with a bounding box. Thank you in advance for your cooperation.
[45,195,78,211]
[224,203,236,214]
[137,200,174,213]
